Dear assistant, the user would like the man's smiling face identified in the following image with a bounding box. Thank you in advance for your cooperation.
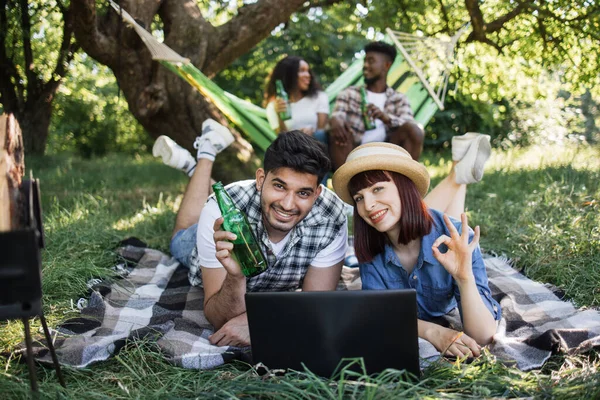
[256,167,322,243]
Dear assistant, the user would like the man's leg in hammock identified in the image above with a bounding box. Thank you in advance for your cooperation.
[387,121,424,161]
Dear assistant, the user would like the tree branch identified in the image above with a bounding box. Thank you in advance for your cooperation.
[56,0,67,14]
[463,0,527,52]
[158,0,213,72]
[485,2,528,33]
[71,0,119,67]
[205,0,309,76]
[42,4,79,95]
[19,0,35,94]
[526,3,600,41]
[463,0,486,40]
[436,0,451,34]
[556,42,577,69]
[537,16,548,52]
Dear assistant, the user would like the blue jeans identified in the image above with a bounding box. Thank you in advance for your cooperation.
[313,129,328,146]
[170,224,197,268]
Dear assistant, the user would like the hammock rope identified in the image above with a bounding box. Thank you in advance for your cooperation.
[386,26,469,111]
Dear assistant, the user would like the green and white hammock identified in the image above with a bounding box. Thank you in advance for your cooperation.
[109,1,465,151]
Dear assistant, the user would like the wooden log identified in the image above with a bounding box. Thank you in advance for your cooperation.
[0,114,25,232]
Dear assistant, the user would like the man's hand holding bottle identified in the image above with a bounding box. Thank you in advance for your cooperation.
[213,217,245,279]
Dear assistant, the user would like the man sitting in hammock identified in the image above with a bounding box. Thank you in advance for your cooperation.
[329,41,424,169]
[153,125,348,347]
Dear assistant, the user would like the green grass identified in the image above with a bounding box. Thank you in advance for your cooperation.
[1,144,600,398]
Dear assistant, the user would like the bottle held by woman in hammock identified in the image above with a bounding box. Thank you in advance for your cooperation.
[275,79,292,121]
[213,182,268,277]
[360,87,376,130]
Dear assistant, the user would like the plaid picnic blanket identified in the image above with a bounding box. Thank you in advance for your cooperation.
[30,243,600,372]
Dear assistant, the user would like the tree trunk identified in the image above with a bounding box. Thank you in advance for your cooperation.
[117,62,259,183]
[71,0,309,183]
[0,114,25,232]
[0,0,77,157]
[19,96,54,156]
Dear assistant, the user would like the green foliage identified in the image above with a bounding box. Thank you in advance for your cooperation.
[48,53,151,157]
[32,0,597,157]
[358,0,600,93]
[425,93,512,148]
[214,4,369,105]
[211,1,600,150]
[1,145,599,397]
[2,0,66,86]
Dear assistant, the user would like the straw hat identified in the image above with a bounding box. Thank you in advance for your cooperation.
[332,142,430,204]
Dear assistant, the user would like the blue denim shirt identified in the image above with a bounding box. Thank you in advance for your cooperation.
[359,208,501,322]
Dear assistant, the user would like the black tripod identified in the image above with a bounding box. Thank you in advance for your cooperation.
[0,179,66,392]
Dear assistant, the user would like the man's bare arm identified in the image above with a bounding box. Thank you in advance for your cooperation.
[202,217,248,330]
[202,267,246,330]
[209,312,250,347]
[302,261,344,291]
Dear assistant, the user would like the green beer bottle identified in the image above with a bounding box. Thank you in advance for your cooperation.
[360,87,376,130]
[212,182,268,278]
[275,79,292,121]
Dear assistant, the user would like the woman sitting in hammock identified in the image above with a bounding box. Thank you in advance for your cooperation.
[332,134,501,357]
[264,56,329,144]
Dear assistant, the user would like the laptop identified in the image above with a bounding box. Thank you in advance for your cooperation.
[245,289,419,377]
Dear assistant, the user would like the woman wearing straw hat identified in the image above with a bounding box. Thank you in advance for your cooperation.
[332,141,501,358]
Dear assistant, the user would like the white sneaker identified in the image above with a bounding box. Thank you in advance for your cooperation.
[193,118,235,159]
[152,135,197,174]
[454,133,491,184]
[451,132,483,161]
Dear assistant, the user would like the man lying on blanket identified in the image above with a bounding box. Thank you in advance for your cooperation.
[153,123,347,347]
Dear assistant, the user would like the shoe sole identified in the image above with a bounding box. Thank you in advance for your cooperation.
[452,133,481,161]
[152,136,173,161]
[471,136,491,182]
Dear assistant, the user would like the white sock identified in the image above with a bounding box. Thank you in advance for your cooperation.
[196,140,217,162]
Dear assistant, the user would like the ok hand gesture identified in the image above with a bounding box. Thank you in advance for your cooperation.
[431,213,480,284]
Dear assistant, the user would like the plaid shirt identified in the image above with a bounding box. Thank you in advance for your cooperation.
[331,85,415,145]
[189,180,347,292]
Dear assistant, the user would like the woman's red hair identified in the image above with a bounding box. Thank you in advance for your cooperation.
[348,170,432,263]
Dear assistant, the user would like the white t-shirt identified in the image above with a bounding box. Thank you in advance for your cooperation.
[196,196,348,269]
[360,90,388,144]
[267,91,329,132]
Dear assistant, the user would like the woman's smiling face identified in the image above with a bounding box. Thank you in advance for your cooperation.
[352,177,402,234]
[296,60,311,92]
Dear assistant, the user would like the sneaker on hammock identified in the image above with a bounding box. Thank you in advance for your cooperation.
[152,135,197,176]
[193,118,235,162]
[152,119,234,175]
[452,132,491,184]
